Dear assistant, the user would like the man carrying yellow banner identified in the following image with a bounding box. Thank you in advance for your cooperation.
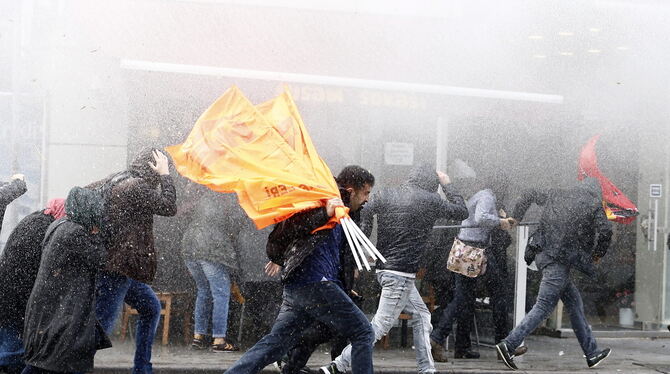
[225,166,376,374]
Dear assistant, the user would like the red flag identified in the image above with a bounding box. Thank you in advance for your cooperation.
[578,134,638,224]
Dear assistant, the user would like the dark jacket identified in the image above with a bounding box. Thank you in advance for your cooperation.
[266,207,332,283]
[512,178,613,277]
[360,163,468,274]
[23,189,111,373]
[89,149,177,283]
[265,188,362,287]
[0,211,55,329]
[181,191,238,269]
[0,178,27,233]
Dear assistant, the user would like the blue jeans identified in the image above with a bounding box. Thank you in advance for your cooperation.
[185,260,232,338]
[333,271,434,374]
[0,325,24,373]
[225,281,374,374]
[95,271,161,374]
[504,262,598,356]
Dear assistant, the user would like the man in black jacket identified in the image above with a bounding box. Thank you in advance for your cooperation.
[323,163,468,374]
[225,166,376,374]
[496,178,613,371]
[277,166,373,374]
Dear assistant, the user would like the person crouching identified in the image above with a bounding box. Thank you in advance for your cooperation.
[21,187,112,374]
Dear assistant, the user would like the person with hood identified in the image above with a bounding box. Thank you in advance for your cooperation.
[225,165,376,374]
[496,177,613,370]
[22,187,112,374]
[322,163,468,374]
[276,166,372,374]
[0,174,28,235]
[182,189,240,352]
[0,199,66,374]
[89,149,177,374]
[429,173,520,361]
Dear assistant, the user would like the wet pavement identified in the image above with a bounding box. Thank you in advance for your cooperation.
[94,335,670,373]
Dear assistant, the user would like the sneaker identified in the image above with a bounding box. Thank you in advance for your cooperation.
[495,341,518,370]
[430,338,449,363]
[212,337,240,352]
[454,349,480,359]
[497,345,528,360]
[319,362,342,374]
[298,368,315,374]
[586,348,611,368]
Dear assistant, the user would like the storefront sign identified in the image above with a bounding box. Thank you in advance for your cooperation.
[384,142,414,165]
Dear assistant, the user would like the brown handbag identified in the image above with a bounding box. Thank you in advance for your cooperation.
[447,238,487,278]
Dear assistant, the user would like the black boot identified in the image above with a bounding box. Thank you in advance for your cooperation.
[454,349,480,359]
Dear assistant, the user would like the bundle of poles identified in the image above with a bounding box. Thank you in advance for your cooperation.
[339,216,386,271]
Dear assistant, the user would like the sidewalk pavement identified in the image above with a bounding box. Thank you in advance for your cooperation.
[94,335,670,374]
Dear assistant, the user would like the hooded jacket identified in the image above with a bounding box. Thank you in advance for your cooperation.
[88,148,177,283]
[360,163,468,274]
[512,177,613,277]
[0,178,27,234]
[23,187,111,373]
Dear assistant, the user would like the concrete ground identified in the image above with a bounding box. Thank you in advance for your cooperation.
[94,335,670,373]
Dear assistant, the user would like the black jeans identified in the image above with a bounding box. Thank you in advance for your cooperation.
[281,321,348,374]
[225,282,374,374]
[281,295,363,374]
[430,246,510,350]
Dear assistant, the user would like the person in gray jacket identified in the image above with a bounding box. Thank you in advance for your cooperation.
[429,174,519,361]
[182,188,240,352]
[322,163,468,374]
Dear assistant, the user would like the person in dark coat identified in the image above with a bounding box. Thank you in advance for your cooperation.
[496,177,613,370]
[182,190,240,352]
[226,165,376,374]
[89,148,177,374]
[277,166,371,374]
[323,163,468,374]
[0,199,66,374]
[22,187,111,374]
[0,174,28,235]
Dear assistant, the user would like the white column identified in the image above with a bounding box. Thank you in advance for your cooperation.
[514,225,530,327]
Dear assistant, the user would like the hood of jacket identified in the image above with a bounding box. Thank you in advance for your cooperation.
[128,148,170,187]
[65,187,104,230]
[406,163,439,193]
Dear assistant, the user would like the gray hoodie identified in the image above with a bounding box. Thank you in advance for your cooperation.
[457,189,500,245]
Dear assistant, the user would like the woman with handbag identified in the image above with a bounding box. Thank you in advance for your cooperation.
[429,174,519,362]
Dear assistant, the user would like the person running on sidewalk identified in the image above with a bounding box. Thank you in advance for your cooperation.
[321,163,468,374]
[225,166,376,374]
[277,166,371,374]
[429,174,520,362]
[496,177,613,370]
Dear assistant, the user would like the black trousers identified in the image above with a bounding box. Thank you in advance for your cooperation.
[431,245,510,350]
[281,297,363,374]
[281,321,349,374]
